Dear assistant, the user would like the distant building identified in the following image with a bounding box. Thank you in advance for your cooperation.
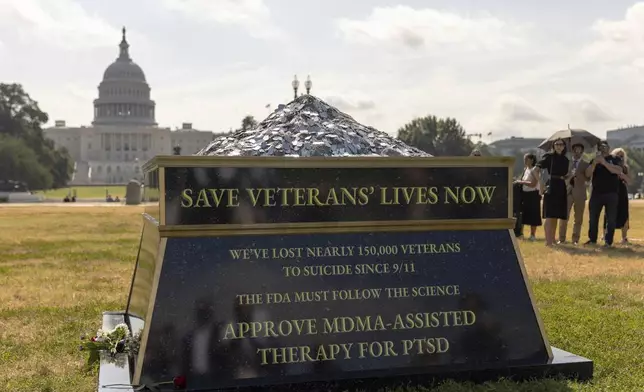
[606,125,644,151]
[488,137,544,157]
[44,28,222,185]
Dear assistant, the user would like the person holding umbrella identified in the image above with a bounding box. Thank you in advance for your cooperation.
[535,138,570,246]
[536,127,602,246]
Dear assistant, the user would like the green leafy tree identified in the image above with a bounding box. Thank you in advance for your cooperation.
[0,135,53,190]
[624,147,644,194]
[397,115,475,156]
[0,83,73,189]
[241,115,258,131]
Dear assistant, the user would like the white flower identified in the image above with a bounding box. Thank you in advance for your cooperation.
[113,323,131,336]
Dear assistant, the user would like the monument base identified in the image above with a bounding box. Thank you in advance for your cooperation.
[96,313,592,392]
[214,348,593,392]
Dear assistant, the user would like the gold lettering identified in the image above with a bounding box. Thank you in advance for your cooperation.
[357,341,397,359]
[247,188,262,206]
[325,188,339,205]
[194,189,211,207]
[262,188,277,207]
[180,188,193,207]
[322,315,386,334]
[476,186,496,203]
[380,187,394,205]
[207,188,225,207]
[339,188,355,205]
[444,186,496,204]
[293,188,306,206]
[402,337,450,355]
[357,187,370,205]
[280,188,293,206]
[391,311,476,330]
[307,188,324,206]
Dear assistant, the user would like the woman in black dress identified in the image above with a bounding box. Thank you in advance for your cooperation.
[535,139,570,246]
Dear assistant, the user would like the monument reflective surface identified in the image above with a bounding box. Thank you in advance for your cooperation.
[138,229,548,390]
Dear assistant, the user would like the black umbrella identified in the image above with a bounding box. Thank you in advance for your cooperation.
[538,127,601,151]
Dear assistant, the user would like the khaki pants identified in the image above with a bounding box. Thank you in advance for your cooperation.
[559,194,586,243]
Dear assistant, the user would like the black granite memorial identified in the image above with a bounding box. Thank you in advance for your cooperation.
[96,155,592,392]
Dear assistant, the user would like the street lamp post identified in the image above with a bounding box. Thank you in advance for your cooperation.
[305,75,312,95]
[292,75,300,100]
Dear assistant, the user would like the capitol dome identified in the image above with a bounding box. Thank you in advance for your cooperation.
[92,27,156,127]
[102,60,146,81]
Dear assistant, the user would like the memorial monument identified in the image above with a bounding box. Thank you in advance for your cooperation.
[95,95,593,391]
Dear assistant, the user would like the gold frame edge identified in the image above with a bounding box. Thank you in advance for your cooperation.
[509,229,554,359]
[133,238,168,384]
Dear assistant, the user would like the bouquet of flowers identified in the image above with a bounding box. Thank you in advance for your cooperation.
[79,323,141,368]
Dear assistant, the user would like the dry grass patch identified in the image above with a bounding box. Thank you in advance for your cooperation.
[0,259,132,310]
[521,202,644,281]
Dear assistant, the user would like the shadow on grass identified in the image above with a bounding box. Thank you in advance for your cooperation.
[401,378,574,392]
[364,377,575,392]
[554,242,644,260]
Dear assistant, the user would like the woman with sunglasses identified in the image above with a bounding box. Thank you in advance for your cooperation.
[534,139,570,246]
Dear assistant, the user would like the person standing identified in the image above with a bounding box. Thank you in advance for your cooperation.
[514,153,542,240]
[602,148,631,244]
[535,139,570,246]
[585,141,629,247]
[558,143,590,245]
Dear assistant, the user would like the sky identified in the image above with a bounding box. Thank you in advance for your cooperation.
[1,0,644,142]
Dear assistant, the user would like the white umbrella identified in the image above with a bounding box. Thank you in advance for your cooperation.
[538,126,601,151]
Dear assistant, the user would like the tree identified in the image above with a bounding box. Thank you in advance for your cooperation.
[0,83,73,189]
[0,135,53,190]
[241,115,258,131]
[624,147,644,194]
[397,115,475,156]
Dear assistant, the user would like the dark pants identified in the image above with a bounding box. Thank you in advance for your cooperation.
[588,192,618,245]
[514,211,523,237]
[512,182,523,237]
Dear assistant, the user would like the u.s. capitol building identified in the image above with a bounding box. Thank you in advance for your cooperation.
[44,28,220,185]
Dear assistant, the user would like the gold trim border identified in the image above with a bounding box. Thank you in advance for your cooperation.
[133,237,168,384]
[143,155,514,227]
[159,218,516,237]
[159,167,166,226]
[124,214,149,315]
[509,229,553,359]
[143,155,515,172]
[507,164,514,220]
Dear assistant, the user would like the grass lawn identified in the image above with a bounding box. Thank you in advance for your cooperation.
[0,204,643,392]
[36,186,127,200]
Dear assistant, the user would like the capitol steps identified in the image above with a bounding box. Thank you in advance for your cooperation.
[70,161,91,185]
